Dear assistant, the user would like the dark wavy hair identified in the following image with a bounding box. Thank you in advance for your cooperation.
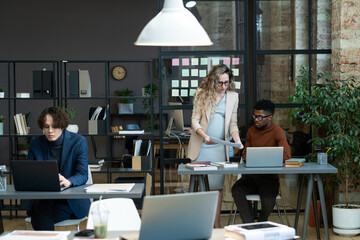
[37,107,69,130]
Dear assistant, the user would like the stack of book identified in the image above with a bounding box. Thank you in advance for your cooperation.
[224,221,296,240]
[185,161,217,171]
[285,158,305,167]
[88,159,105,171]
[13,113,28,135]
[111,125,124,138]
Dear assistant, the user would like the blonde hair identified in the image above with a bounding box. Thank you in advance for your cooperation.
[193,64,235,116]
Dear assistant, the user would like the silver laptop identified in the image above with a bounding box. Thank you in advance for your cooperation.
[11,160,70,191]
[245,147,284,168]
[121,191,219,240]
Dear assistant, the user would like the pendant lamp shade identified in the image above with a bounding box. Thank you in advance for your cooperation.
[135,0,213,46]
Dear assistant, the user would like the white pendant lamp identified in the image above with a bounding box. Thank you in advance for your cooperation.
[134,0,213,46]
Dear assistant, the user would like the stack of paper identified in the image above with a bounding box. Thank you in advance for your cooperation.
[0,230,70,240]
[212,162,239,168]
[185,161,217,171]
[84,183,135,193]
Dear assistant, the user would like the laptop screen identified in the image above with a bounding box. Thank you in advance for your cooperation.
[138,191,218,240]
[245,147,284,168]
[11,160,65,191]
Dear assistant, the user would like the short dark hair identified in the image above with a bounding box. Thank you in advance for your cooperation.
[37,107,69,130]
[254,99,275,115]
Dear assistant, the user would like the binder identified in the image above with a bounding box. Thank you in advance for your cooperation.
[33,70,55,98]
[79,70,91,97]
[69,71,79,98]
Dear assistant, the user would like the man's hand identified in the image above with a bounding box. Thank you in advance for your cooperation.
[59,174,71,188]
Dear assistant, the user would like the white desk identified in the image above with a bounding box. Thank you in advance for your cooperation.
[178,163,338,240]
[67,228,226,239]
[0,183,144,233]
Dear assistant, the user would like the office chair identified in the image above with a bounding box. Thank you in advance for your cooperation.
[25,166,93,231]
[86,198,141,231]
[228,173,290,226]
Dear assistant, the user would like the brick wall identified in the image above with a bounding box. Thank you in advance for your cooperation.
[332,0,360,81]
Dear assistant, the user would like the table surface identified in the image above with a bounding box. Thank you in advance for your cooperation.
[178,162,338,175]
[0,183,144,199]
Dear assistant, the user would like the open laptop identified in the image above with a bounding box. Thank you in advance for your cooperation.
[11,160,70,191]
[121,191,219,240]
[245,147,284,168]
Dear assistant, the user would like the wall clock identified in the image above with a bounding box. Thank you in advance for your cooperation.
[112,66,127,80]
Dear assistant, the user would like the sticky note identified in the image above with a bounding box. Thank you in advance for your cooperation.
[232,58,240,65]
[200,58,208,65]
[223,58,231,65]
[191,80,198,87]
[172,58,179,66]
[172,80,179,88]
[172,89,179,97]
[232,68,239,76]
[199,70,207,77]
[189,89,196,96]
[181,89,188,97]
[181,80,189,88]
[191,58,199,65]
[212,58,220,65]
[182,58,190,66]
[191,69,198,76]
[182,69,190,77]
[235,81,241,89]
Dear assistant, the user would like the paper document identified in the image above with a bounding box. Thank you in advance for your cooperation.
[210,136,243,148]
[85,183,135,193]
[0,230,71,240]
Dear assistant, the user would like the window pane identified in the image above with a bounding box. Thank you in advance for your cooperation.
[256,54,331,103]
[161,55,246,105]
[160,1,245,51]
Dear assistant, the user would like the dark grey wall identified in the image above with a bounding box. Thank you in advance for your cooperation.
[0,0,158,60]
[0,0,159,163]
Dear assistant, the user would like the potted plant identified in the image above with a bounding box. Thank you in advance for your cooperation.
[0,88,4,98]
[0,115,4,135]
[115,88,135,114]
[142,83,159,131]
[60,106,79,133]
[291,66,360,236]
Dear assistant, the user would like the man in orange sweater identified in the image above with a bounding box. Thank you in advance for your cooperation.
[231,99,291,223]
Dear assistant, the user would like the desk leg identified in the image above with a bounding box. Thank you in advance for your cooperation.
[316,174,330,240]
[198,176,206,192]
[204,176,210,191]
[0,209,4,234]
[312,186,321,240]
[294,174,305,231]
[189,176,196,192]
[302,174,314,240]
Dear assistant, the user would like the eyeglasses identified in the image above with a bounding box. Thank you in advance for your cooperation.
[252,114,271,120]
[217,81,229,87]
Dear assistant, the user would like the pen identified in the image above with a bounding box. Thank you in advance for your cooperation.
[325,148,331,154]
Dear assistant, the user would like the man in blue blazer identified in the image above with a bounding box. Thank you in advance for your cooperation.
[27,107,90,230]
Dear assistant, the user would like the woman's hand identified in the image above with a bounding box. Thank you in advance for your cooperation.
[59,174,71,188]
[204,135,215,145]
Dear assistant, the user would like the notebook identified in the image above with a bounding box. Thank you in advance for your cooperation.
[10,160,70,191]
[245,147,284,168]
[120,191,219,240]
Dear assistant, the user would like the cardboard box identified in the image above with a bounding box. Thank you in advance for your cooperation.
[132,156,150,171]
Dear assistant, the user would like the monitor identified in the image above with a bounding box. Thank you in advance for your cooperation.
[166,102,184,135]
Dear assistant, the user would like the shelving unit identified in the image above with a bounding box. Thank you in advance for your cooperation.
[0,59,155,194]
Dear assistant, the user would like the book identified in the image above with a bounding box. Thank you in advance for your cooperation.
[285,162,304,168]
[224,221,296,240]
[0,230,70,240]
[285,158,305,165]
[84,183,135,193]
[89,164,103,171]
[185,162,217,171]
[212,162,238,168]
[16,92,30,98]
[118,130,144,135]
[88,159,105,165]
